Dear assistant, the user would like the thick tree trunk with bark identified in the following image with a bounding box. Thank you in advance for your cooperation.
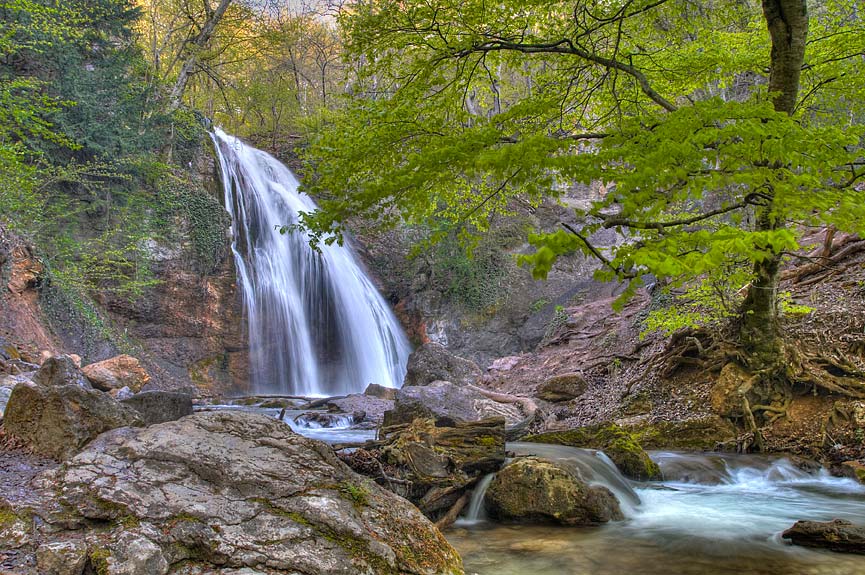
[738,0,808,370]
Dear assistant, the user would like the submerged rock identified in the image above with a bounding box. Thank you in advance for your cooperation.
[834,460,865,485]
[327,394,393,425]
[120,390,193,425]
[293,411,354,428]
[526,424,662,481]
[82,354,150,393]
[22,411,463,575]
[535,373,587,403]
[404,343,482,387]
[782,519,865,554]
[485,457,623,525]
[3,382,142,460]
[32,355,90,389]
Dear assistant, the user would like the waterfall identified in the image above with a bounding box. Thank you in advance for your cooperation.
[211,129,412,397]
[462,473,496,523]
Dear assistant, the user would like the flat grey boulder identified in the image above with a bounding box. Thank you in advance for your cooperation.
[3,382,143,460]
[121,390,193,425]
[384,381,485,427]
[32,411,463,575]
[404,343,482,387]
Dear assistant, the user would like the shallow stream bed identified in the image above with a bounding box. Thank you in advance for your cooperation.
[448,447,865,575]
[202,403,865,574]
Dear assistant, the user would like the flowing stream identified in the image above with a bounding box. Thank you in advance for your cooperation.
[211,129,411,397]
[450,444,865,575]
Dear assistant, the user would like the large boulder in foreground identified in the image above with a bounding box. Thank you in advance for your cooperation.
[82,354,150,393]
[404,343,482,387]
[782,519,865,554]
[485,457,623,526]
[120,390,193,425]
[3,382,142,460]
[31,411,463,575]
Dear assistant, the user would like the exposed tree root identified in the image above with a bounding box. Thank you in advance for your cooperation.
[786,344,865,399]
[466,384,541,440]
[642,327,740,379]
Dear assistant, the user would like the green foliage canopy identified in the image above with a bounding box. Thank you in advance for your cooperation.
[301,0,865,315]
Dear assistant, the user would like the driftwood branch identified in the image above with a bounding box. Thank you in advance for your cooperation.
[435,492,471,530]
[466,384,539,440]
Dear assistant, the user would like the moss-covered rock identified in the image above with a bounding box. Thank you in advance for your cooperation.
[630,417,738,451]
[485,457,623,525]
[526,424,662,480]
[835,460,865,485]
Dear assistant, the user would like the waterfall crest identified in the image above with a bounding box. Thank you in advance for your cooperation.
[211,129,411,397]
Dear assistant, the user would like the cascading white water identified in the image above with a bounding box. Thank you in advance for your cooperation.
[462,473,496,523]
[451,445,865,574]
[211,129,412,397]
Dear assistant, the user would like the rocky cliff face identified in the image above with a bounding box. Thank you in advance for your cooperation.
[96,242,248,397]
[0,144,249,397]
[0,229,60,365]
[86,148,248,396]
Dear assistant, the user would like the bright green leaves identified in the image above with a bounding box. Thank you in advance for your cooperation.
[520,93,861,306]
[519,230,584,280]
[304,0,865,333]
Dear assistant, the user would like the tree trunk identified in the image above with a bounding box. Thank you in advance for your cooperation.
[762,0,808,116]
[168,0,233,111]
[738,0,808,368]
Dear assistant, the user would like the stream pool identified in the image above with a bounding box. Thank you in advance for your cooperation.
[448,447,865,575]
